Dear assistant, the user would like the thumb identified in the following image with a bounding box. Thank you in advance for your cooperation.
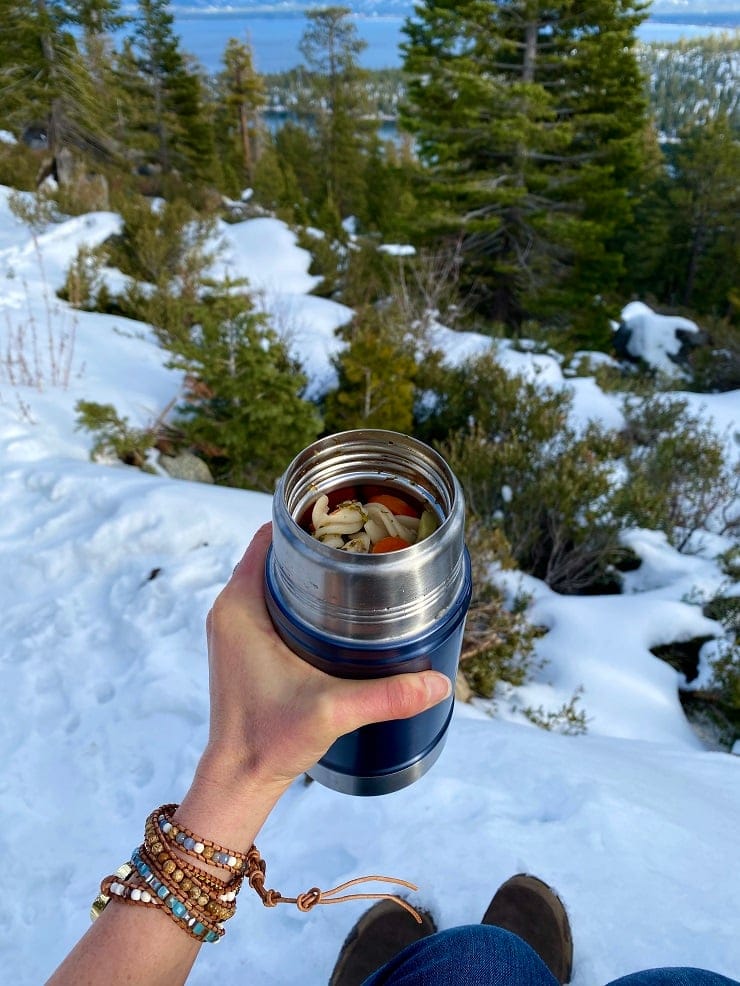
[330,671,452,736]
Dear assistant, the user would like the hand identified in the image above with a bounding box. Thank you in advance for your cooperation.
[199,522,452,800]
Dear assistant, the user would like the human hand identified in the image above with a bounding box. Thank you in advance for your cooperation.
[198,522,452,802]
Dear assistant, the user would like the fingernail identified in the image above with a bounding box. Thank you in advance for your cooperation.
[426,673,452,704]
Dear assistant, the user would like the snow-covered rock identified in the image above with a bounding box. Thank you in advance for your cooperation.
[615,301,705,375]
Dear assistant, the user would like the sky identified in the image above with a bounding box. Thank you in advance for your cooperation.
[0,184,738,984]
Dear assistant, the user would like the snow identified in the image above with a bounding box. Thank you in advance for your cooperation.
[619,301,700,375]
[0,187,739,984]
[379,243,417,257]
[210,216,353,397]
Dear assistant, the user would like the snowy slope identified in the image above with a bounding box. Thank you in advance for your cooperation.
[0,191,738,984]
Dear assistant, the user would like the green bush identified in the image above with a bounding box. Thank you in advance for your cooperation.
[75,401,155,470]
[615,395,739,551]
[522,688,589,735]
[423,353,627,594]
[0,140,40,192]
[687,315,740,393]
[106,196,216,289]
[460,524,545,697]
[680,586,740,750]
[324,304,420,435]
[168,290,322,492]
[58,245,105,310]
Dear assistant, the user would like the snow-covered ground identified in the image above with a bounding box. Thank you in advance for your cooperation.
[0,188,738,984]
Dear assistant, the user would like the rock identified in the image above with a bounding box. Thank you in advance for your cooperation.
[158,451,214,484]
[455,669,474,703]
[614,301,708,374]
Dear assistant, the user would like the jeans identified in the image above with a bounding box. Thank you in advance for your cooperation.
[362,925,740,986]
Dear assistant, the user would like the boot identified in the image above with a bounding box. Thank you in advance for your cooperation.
[329,900,436,986]
[481,873,573,984]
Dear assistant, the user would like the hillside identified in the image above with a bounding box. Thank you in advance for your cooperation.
[1,190,739,983]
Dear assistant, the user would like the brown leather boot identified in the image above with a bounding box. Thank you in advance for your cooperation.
[481,873,573,984]
[329,900,437,986]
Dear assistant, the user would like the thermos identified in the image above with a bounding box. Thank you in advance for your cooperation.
[265,430,472,796]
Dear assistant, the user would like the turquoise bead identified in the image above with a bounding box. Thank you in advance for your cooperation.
[193,922,205,937]
[170,899,187,918]
[157,885,169,900]
[205,930,218,943]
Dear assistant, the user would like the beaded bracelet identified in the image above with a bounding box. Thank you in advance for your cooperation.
[143,814,241,906]
[155,804,246,873]
[93,803,423,943]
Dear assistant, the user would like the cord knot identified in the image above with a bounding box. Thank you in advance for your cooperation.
[296,888,322,912]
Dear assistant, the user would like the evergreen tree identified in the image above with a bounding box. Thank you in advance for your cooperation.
[251,136,307,221]
[71,0,130,170]
[636,113,740,318]
[324,305,419,433]
[297,6,374,220]
[169,291,322,491]
[0,0,107,164]
[125,0,216,185]
[216,38,265,190]
[401,0,649,341]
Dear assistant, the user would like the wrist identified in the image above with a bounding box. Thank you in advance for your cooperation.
[175,749,288,856]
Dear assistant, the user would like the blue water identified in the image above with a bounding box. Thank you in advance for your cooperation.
[171,12,739,74]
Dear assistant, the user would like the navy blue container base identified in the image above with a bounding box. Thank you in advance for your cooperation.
[264,546,472,796]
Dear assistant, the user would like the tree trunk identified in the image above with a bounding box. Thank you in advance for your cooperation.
[523,20,538,83]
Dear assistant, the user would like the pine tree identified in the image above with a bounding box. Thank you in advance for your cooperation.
[639,113,740,318]
[324,305,418,433]
[124,0,216,185]
[297,6,374,220]
[217,38,265,189]
[0,0,107,165]
[401,0,649,341]
[169,290,323,491]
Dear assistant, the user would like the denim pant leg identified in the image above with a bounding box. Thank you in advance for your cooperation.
[362,925,560,986]
[361,925,740,986]
[607,971,740,986]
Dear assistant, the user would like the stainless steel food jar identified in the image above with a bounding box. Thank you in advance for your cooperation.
[264,430,472,796]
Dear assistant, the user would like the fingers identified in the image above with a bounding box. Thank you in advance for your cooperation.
[208,523,274,642]
[330,671,452,736]
[229,522,272,591]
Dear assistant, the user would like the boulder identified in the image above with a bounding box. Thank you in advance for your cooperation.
[614,301,708,374]
[158,451,214,485]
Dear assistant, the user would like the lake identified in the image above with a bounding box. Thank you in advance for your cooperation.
[170,12,740,74]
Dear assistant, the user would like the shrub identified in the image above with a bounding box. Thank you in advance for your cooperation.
[75,400,155,470]
[324,304,420,435]
[106,196,216,290]
[425,353,627,594]
[615,395,739,551]
[0,139,40,191]
[168,290,322,492]
[687,315,740,393]
[7,186,59,232]
[522,688,589,735]
[58,245,105,310]
[679,586,740,751]
[459,524,545,697]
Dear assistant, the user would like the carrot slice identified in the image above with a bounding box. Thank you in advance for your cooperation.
[372,536,411,554]
[368,493,420,518]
